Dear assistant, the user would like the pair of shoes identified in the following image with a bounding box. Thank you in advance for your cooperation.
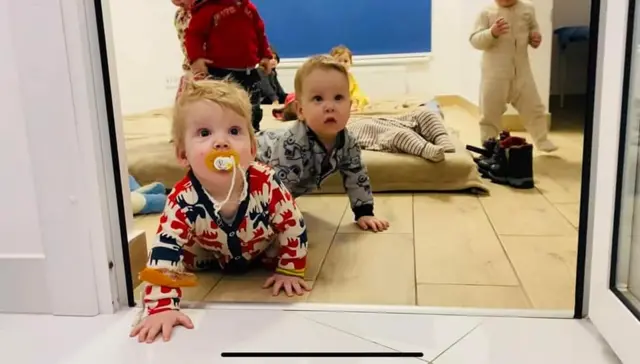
[468,134,535,189]
[466,131,512,163]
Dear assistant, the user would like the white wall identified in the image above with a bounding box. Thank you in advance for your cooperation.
[550,0,592,95]
[0,0,123,315]
[109,0,555,114]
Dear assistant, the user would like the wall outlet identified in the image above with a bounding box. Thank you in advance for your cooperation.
[165,76,181,90]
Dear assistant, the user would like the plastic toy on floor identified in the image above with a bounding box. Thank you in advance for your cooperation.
[129,175,167,215]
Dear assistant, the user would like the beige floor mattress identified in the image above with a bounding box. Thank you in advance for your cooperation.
[123,102,488,194]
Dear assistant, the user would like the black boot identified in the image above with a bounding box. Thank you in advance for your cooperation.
[476,136,526,172]
[477,143,509,185]
[466,131,511,163]
[505,143,534,189]
[477,136,534,189]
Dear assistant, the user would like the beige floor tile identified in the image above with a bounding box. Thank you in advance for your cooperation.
[413,194,519,286]
[416,284,531,309]
[555,203,581,229]
[204,277,313,303]
[307,233,415,305]
[500,235,577,310]
[534,155,583,204]
[337,194,413,234]
[296,195,348,232]
[133,271,222,303]
[480,183,577,236]
[133,214,162,250]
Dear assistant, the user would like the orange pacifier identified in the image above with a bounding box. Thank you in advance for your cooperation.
[205,150,240,172]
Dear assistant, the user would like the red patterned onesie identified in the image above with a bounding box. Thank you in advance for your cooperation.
[141,162,308,316]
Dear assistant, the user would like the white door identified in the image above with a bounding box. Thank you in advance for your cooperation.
[588,0,640,362]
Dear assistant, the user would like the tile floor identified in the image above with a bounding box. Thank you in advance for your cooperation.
[132,99,584,311]
[0,308,620,363]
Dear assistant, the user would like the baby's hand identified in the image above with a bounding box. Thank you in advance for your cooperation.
[490,17,510,37]
[129,310,194,343]
[529,31,542,48]
[356,216,390,232]
[263,273,311,297]
[190,58,212,77]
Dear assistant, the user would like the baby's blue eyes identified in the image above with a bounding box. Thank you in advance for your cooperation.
[229,127,240,135]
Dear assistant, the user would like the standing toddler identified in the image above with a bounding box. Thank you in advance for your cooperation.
[185,0,272,131]
[470,0,557,152]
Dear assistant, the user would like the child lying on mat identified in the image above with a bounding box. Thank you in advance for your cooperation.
[255,55,390,232]
[130,78,309,344]
[348,107,456,162]
[331,45,369,112]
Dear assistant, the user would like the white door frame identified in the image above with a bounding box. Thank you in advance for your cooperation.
[1,0,130,314]
[585,0,640,362]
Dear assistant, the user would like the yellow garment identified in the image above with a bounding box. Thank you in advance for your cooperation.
[469,0,549,146]
[349,72,369,110]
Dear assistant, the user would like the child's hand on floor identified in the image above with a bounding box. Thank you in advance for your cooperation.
[191,58,212,77]
[529,31,542,48]
[130,310,194,343]
[263,273,311,297]
[356,216,390,232]
[490,17,510,37]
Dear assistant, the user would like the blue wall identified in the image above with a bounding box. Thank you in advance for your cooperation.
[253,0,432,58]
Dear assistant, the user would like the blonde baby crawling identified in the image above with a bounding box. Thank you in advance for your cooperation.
[130,78,309,343]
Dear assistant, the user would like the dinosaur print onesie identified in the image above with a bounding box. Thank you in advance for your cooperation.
[141,162,307,317]
[470,0,554,150]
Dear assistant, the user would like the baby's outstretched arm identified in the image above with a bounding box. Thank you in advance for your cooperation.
[130,192,196,343]
[265,173,311,296]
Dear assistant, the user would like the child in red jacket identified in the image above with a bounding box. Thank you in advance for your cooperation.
[184,0,272,131]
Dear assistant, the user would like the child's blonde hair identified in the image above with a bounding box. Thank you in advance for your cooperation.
[293,55,349,96]
[172,76,255,152]
[330,45,353,62]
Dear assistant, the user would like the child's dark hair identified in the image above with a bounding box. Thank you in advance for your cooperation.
[269,44,281,63]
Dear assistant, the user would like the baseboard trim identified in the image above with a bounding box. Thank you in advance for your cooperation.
[0,254,50,313]
[127,229,147,289]
[435,94,551,132]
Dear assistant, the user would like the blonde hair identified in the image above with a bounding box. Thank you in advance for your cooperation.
[172,76,255,152]
[293,54,349,96]
[330,45,353,62]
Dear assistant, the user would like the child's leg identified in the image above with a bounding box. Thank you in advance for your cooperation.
[401,109,456,152]
[510,78,557,152]
[479,78,510,143]
[181,240,218,271]
[381,129,446,162]
[210,68,263,131]
[240,70,264,131]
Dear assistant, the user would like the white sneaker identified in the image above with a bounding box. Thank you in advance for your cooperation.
[536,139,558,153]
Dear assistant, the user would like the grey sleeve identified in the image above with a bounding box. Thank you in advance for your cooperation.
[469,10,497,50]
[339,132,374,220]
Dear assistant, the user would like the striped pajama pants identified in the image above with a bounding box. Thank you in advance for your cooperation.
[347,108,456,162]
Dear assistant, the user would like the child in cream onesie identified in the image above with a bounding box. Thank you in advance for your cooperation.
[470,0,557,152]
